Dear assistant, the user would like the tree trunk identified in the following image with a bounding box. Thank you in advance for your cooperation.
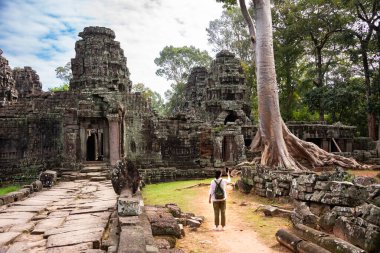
[368,112,377,140]
[244,0,363,170]
[316,47,324,121]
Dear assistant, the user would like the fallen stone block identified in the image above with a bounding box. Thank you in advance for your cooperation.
[187,219,201,228]
[257,205,294,218]
[32,180,43,192]
[294,223,366,253]
[165,203,181,218]
[275,229,330,253]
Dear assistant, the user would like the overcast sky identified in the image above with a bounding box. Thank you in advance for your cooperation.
[0,0,224,97]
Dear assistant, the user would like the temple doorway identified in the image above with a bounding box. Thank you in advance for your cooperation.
[222,135,235,162]
[86,129,104,161]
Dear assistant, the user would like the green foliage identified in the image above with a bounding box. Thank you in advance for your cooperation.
[55,62,72,83]
[154,45,212,84]
[0,185,21,195]
[48,83,69,92]
[212,125,224,134]
[206,7,254,62]
[50,62,72,92]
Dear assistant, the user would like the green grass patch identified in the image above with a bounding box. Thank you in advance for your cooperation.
[0,185,21,195]
[142,179,212,212]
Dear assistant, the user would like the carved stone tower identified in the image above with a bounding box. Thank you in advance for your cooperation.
[0,49,18,105]
[70,26,132,92]
[13,66,42,97]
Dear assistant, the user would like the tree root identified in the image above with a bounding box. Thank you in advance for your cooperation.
[250,121,366,171]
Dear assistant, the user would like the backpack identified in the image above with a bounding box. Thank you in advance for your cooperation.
[214,179,225,200]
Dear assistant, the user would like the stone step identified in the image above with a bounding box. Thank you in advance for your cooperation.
[81,166,105,173]
[90,176,107,182]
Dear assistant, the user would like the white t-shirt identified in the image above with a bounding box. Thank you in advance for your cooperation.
[209,177,231,202]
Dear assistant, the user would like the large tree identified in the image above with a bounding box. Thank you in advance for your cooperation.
[218,0,362,170]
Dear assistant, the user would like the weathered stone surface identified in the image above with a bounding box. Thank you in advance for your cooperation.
[0,232,21,246]
[32,217,65,234]
[187,219,201,228]
[333,216,380,253]
[118,196,143,217]
[32,180,43,192]
[165,204,181,218]
[6,239,45,253]
[118,226,146,253]
[294,224,366,253]
[291,202,318,229]
[46,242,93,253]
[13,66,42,97]
[46,227,104,248]
[236,179,253,194]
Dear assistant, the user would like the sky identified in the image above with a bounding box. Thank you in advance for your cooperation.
[0,0,224,97]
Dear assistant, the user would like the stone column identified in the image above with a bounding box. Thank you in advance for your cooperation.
[108,114,121,166]
[80,124,87,161]
[235,134,246,162]
[213,136,223,167]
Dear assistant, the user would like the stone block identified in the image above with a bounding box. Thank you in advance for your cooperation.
[237,179,253,194]
[187,219,201,228]
[331,206,355,217]
[333,216,380,253]
[314,181,330,190]
[118,226,146,253]
[165,204,181,218]
[118,197,143,216]
[119,216,141,226]
[319,211,338,232]
[356,203,380,226]
[32,180,43,192]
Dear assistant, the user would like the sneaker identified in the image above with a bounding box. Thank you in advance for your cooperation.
[221,227,225,231]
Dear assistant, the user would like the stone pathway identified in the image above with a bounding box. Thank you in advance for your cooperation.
[0,180,117,253]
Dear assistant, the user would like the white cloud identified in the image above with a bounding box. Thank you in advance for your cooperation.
[0,0,224,96]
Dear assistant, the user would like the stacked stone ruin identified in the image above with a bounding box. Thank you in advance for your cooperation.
[0,49,18,105]
[240,165,380,252]
[13,66,42,97]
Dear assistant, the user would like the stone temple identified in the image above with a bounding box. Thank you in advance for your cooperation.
[0,26,378,182]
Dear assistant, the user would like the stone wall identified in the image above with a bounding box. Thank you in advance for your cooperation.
[139,167,216,184]
[240,165,380,252]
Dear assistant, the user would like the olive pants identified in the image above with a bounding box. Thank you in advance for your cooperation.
[213,200,226,227]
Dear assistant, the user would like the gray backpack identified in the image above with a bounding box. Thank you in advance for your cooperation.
[214,180,225,200]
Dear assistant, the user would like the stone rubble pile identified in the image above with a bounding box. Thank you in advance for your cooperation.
[240,165,380,253]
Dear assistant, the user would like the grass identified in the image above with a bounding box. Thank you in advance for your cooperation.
[143,178,292,247]
[0,185,21,195]
[142,178,212,212]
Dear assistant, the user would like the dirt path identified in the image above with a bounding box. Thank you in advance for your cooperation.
[177,184,290,253]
